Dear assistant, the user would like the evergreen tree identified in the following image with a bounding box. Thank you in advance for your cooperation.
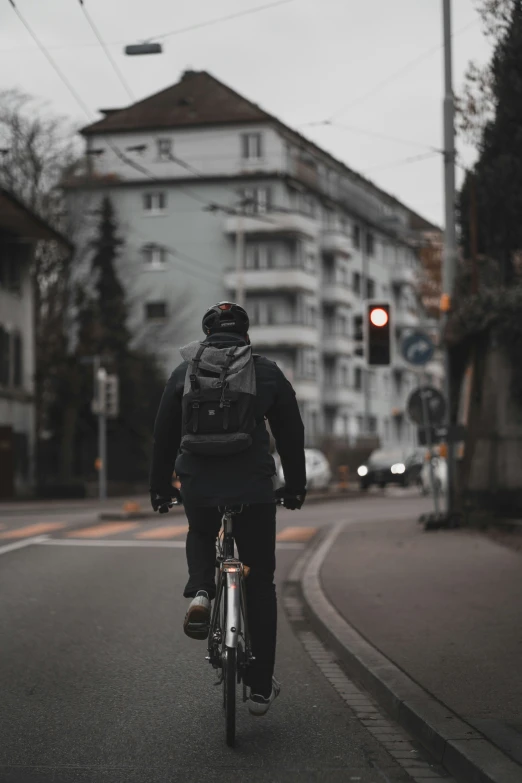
[461,0,522,284]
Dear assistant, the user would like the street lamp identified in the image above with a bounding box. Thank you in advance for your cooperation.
[124,42,162,55]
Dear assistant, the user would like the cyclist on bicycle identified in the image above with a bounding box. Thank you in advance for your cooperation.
[150,302,306,715]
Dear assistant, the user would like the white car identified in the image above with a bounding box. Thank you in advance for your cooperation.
[273,448,332,491]
[420,456,447,496]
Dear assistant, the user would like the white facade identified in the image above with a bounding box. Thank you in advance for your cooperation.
[0,240,35,495]
[70,76,442,449]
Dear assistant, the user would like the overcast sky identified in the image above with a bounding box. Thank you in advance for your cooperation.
[0,0,492,225]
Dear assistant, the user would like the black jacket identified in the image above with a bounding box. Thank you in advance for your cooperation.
[150,333,306,507]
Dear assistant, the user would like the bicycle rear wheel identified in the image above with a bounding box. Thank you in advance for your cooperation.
[223,646,236,747]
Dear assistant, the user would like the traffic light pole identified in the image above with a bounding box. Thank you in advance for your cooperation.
[442,0,457,517]
[96,366,107,502]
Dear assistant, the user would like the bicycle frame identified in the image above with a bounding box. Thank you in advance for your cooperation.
[207,507,253,677]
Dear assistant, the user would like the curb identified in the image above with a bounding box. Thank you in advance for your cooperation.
[290,522,522,783]
[98,489,364,520]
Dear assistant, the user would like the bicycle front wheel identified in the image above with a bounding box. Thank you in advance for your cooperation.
[223,646,236,747]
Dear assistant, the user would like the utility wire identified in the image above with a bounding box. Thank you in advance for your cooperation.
[327,17,479,122]
[77,0,135,102]
[299,120,441,153]
[362,150,440,175]
[145,0,295,42]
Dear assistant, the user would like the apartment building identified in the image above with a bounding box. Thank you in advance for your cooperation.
[0,188,72,497]
[68,70,442,449]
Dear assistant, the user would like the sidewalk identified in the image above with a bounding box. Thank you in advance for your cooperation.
[320,516,522,770]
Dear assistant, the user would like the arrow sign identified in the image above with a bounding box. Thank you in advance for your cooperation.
[401,331,435,366]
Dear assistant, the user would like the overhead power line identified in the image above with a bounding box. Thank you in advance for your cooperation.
[145,0,296,42]
[362,151,440,176]
[327,17,479,123]
[300,120,440,152]
[77,0,135,102]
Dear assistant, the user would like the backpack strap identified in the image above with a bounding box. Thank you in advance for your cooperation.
[189,344,207,392]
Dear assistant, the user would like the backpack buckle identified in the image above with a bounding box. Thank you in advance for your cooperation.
[192,401,200,409]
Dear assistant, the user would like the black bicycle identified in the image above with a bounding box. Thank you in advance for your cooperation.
[206,505,253,747]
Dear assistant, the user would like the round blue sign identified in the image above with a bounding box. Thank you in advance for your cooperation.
[401,331,435,366]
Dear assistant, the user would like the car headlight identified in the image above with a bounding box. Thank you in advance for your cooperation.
[391,463,406,474]
[357,465,368,477]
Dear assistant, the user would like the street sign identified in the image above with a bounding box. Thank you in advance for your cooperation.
[407,386,446,427]
[401,331,435,366]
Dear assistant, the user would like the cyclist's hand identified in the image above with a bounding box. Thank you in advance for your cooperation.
[150,488,181,513]
[275,486,306,510]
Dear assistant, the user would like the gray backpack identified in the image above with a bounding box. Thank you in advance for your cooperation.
[179,341,257,456]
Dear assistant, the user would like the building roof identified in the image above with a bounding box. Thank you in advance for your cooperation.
[0,188,73,249]
[80,70,441,234]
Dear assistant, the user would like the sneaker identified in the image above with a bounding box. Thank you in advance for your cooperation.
[248,677,281,716]
[183,591,211,640]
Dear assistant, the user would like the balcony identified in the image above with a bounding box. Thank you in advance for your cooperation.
[225,211,318,239]
[395,311,420,329]
[323,333,352,355]
[249,324,319,348]
[292,379,320,402]
[225,267,317,294]
[391,265,416,286]
[322,282,355,307]
[323,386,355,406]
[320,230,352,257]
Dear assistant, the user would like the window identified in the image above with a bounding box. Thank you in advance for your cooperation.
[354,367,363,391]
[143,192,166,213]
[340,365,349,387]
[301,193,315,217]
[353,314,363,342]
[157,138,172,161]
[142,244,166,269]
[13,333,22,387]
[0,325,9,386]
[353,271,361,295]
[145,301,167,321]
[368,415,377,434]
[241,187,271,214]
[0,250,23,294]
[366,231,375,256]
[366,278,375,299]
[245,244,272,269]
[305,253,316,274]
[337,314,349,335]
[352,224,361,249]
[305,305,317,327]
[241,133,263,160]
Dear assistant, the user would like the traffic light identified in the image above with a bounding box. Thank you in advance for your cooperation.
[366,302,391,365]
[104,374,119,419]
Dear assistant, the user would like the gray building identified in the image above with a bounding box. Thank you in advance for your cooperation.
[67,70,442,449]
[0,188,72,497]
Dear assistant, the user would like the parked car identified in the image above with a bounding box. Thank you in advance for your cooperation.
[420,454,447,496]
[357,447,424,490]
[273,448,332,491]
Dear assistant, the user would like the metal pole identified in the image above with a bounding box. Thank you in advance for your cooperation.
[97,367,107,502]
[363,230,370,435]
[442,0,457,518]
[235,214,245,308]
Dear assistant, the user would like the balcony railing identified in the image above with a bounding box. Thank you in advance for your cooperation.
[323,386,355,406]
[224,210,318,239]
[391,265,417,286]
[323,333,352,355]
[320,230,352,257]
[225,267,317,293]
[322,282,355,307]
[249,324,319,348]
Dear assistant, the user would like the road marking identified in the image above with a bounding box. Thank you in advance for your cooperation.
[0,535,49,556]
[66,522,140,538]
[0,522,66,540]
[135,524,188,539]
[38,539,304,550]
[276,526,318,542]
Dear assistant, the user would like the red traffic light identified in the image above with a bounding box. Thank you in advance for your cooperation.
[370,307,389,327]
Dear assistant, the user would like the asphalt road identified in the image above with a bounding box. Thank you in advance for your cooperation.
[0,493,432,783]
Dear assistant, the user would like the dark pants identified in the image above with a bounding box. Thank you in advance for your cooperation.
[184,503,277,696]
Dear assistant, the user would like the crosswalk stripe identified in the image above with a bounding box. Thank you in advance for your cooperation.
[135,524,188,540]
[67,522,140,538]
[276,526,318,542]
[0,522,66,540]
